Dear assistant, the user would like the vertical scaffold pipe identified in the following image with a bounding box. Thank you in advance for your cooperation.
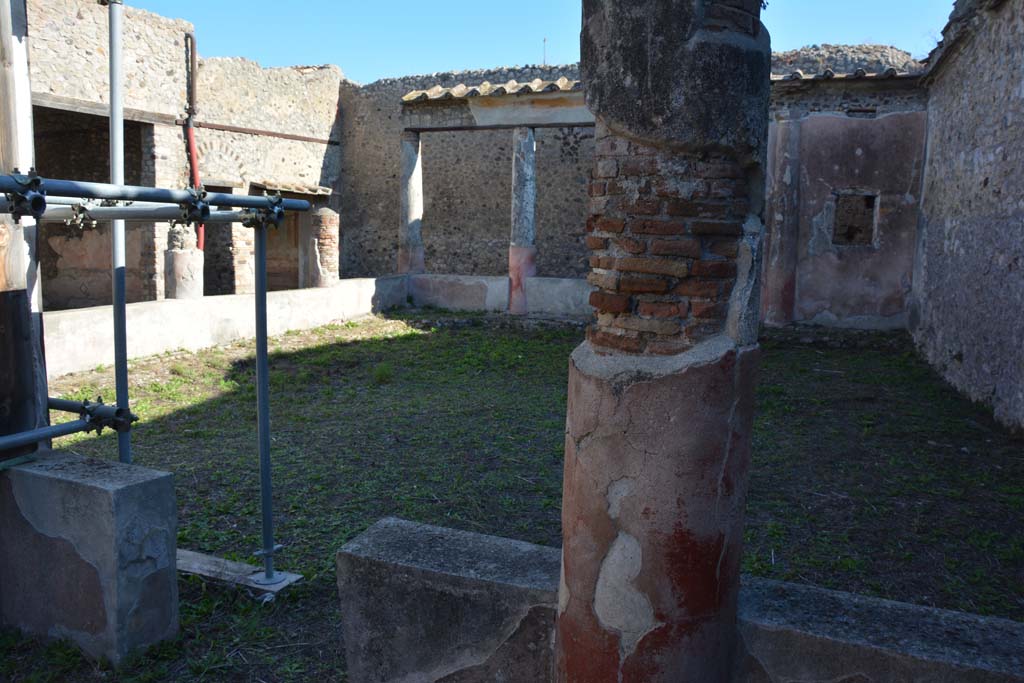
[253,221,277,583]
[105,0,131,463]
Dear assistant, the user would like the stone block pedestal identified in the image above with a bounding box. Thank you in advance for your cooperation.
[0,450,178,663]
[337,517,560,682]
[164,247,204,299]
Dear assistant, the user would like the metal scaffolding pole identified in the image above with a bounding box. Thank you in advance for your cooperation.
[252,219,280,585]
[103,0,130,463]
[0,419,91,453]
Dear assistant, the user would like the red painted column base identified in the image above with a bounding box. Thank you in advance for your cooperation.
[398,246,425,275]
[508,245,537,315]
[557,338,760,683]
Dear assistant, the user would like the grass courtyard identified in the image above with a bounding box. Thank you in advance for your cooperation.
[2,312,1022,682]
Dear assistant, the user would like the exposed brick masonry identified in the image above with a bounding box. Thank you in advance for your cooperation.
[312,208,340,286]
[585,123,745,355]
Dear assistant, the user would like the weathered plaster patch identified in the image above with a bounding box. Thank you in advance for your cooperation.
[605,478,633,520]
[726,215,765,346]
[593,532,657,660]
[807,202,836,257]
[558,549,570,614]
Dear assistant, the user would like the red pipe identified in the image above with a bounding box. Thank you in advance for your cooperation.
[186,123,204,250]
[184,31,204,251]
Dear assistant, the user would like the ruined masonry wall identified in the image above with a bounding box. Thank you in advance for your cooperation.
[770,83,927,120]
[26,0,934,291]
[195,59,342,192]
[340,70,924,280]
[25,0,342,308]
[28,0,189,116]
[338,64,591,279]
[912,0,1024,430]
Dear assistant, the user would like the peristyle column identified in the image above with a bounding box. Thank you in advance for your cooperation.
[509,126,538,314]
[398,130,425,274]
[303,206,340,287]
[557,1,771,681]
[164,224,203,299]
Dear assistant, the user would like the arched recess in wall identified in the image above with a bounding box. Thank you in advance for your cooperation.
[195,137,253,189]
[196,137,253,295]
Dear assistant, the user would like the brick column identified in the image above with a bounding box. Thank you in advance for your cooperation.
[557,1,771,681]
[303,207,340,287]
[398,130,425,274]
[509,126,538,314]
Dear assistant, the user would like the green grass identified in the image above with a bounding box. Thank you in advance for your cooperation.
[2,315,1020,681]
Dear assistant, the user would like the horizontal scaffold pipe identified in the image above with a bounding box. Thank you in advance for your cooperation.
[0,199,276,225]
[0,175,311,211]
[0,419,91,453]
[36,204,258,224]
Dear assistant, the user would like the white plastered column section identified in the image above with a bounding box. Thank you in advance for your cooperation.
[508,126,538,315]
[398,129,425,274]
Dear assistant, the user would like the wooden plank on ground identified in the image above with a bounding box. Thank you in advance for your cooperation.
[177,548,302,594]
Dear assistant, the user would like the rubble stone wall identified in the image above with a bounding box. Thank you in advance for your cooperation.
[339,69,924,281]
[911,0,1024,429]
[26,0,341,308]
[337,64,592,279]
[25,0,936,303]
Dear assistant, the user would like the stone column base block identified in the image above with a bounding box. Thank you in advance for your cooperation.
[336,517,561,683]
[164,248,204,299]
[558,336,760,682]
[508,245,538,315]
[737,578,1024,682]
[0,451,178,664]
[523,277,594,318]
[408,274,509,312]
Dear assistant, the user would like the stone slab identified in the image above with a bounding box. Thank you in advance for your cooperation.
[176,549,302,594]
[0,450,178,664]
[408,274,509,312]
[336,517,1024,683]
[737,577,1024,682]
[336,517,560,683]
[42,276,409,378]
[523,277,592,318]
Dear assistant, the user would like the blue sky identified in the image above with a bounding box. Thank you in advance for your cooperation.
[129,1,954,84]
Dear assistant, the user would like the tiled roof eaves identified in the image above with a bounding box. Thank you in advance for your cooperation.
[402,70,921,104]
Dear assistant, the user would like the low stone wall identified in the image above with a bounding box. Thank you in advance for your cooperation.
[337,517,1024,683]
[42,277,408,378]
[407,274,591,317]
[42,274,589,378]
[337,518,560,682]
